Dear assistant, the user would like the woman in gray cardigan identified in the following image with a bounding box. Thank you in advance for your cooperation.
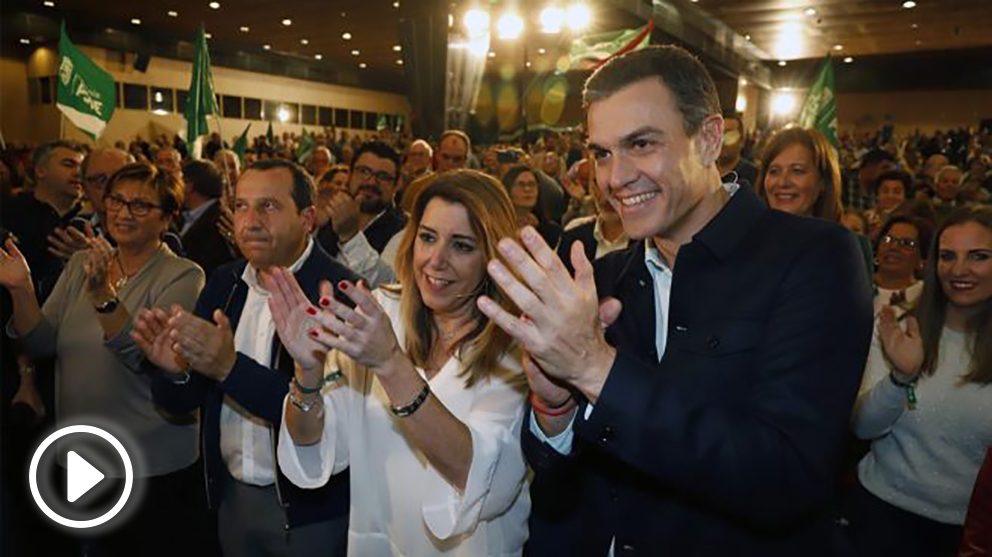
[0,163,206,556]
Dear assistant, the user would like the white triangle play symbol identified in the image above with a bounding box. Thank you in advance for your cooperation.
[66,450,105,503]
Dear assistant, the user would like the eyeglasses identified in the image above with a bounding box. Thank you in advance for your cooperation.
[104,193,161,217]
[354,165,395,186]
[880,235,919,250]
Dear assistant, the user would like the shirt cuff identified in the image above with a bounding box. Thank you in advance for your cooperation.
[276,394,347,489]
[527,408,576,455]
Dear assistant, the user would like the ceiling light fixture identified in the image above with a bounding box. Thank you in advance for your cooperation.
[393,1,400,7]
[315,54,323,60]
[205,32,212,38]
[833,44,843,50]
[539,6,564,34]
[301,38,309,45]
[771,90,797,116]
[359,62,367,69]
[537,47,546,54]
[488,51,495,58]
[745,34,751,41]
[843,56,854,63]
[20,38,31,44]
[240,26,250,32]
[167,10,178,17]
[263,44,271,50]
[565,4,592,31]
[209,1,220,9]
[393,45,402,52]
[131,18,142,25]
[778,60,787,66]
[902,0,916,8]
[351,49,360,56]
[805,7,816,16]
[396,59,403,65]
[497,12,525,40]
[43,1,54,6]
[464,9,490,37]
[282,18,292,26]
[911,23,919,28]
[342,32,352,40]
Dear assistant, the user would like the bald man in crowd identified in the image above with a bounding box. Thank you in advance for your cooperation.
[399,130,470,212]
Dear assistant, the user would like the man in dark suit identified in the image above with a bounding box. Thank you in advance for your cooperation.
[478,46,873,556]
[133,159,355,557]
[179,159,234,277]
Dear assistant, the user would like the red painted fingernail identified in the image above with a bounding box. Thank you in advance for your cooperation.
[306,307,317,315]
[309,329,319,338]
[320,297,330,307]
[338,281,349,291]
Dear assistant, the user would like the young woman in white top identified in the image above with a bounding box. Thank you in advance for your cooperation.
[266,170,530,556]
[848,207,992,557]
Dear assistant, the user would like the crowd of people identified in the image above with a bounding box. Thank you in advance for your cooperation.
[2,44,992,557]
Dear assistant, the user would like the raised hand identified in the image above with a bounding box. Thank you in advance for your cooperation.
[263,267,328,374]
[81,236,116,301]
[132,308,185,374]
[168,306,237,381]
[0,238,32,292]
[48,224,94,261]
[477,227,616,403]
[327,191,360,242]
[308,279,403,372]
[877,306,924,379]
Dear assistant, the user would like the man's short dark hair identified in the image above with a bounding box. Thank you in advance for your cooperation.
[244,159,315,211]
[182,159,224,199]
[583,45,721,137]
[351,140,401,185]
[32,140,84,176]
[873,169,914,196]
[860,149,896,168]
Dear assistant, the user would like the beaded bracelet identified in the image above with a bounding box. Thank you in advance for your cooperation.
[293,370,343,394]
[888,371,918,408]
[531,393,577,417]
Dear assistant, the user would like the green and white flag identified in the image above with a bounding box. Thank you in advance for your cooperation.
[564,20,654,73]
[233,123,251,163]
[797,57,839,147]
[57,22,116,139]
[295,129,315,163]
[184,26,219,158]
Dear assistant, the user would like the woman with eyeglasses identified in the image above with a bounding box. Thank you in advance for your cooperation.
[501,164,562,249]
[0,162,208,555]
[847,207,992,557]
[872,215,933,316]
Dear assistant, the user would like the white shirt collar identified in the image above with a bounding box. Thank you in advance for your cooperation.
[241,236,314,293]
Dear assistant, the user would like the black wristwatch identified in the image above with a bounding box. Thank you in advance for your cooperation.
[94,297,120,314]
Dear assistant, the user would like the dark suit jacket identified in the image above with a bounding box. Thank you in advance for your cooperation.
[523,186,873,556]
[180,201,233,278]
[150,241,358,528]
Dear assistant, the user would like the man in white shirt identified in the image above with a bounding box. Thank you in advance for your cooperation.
[137,159,356,557]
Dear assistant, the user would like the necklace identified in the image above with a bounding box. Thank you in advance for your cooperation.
[114,252,135,292]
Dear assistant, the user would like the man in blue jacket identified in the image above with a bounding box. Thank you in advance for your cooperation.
[134,159,355,557]
[478,46,873,556]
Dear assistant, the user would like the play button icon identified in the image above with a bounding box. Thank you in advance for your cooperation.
[66,450,106,503]
[29,424,134,529]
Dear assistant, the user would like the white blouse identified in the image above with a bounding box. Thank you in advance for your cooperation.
[278,290,531,556]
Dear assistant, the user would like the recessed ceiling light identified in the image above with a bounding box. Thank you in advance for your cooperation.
[342,32,352,40]
[537,48,546,54]
[240,26,250,33]
[911,23,919,29]
[315,54,323,60]
[209,1,220,9]
[525,61,532,67]
[915,39,922,45]
[393,1,400,7]
[396,59,403,65]
[833,44,843,50]
[301,38,309,45]
[745,34,751,41]
[902,0,916,8]
[205,32,212,38]
[20,38,31,44]
[843,56,854,63]
[777,60,787,66]
[351,49,360,56]
[43,1,54,6]
[131,18,142,25]
[804,7,816,16]
[488,51,495,58]
[393,45,402,52]
[263,44,271,50]
[167,10,178,17]
[281,18,292,26]
[359,62,367,68]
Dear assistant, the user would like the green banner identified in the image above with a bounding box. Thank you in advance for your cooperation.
[57,22,116,139]
[295,129,314,163]
[233,123,251,163]
[798,57,839,147]
[184,26,219,155]
[565,22,652,72]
